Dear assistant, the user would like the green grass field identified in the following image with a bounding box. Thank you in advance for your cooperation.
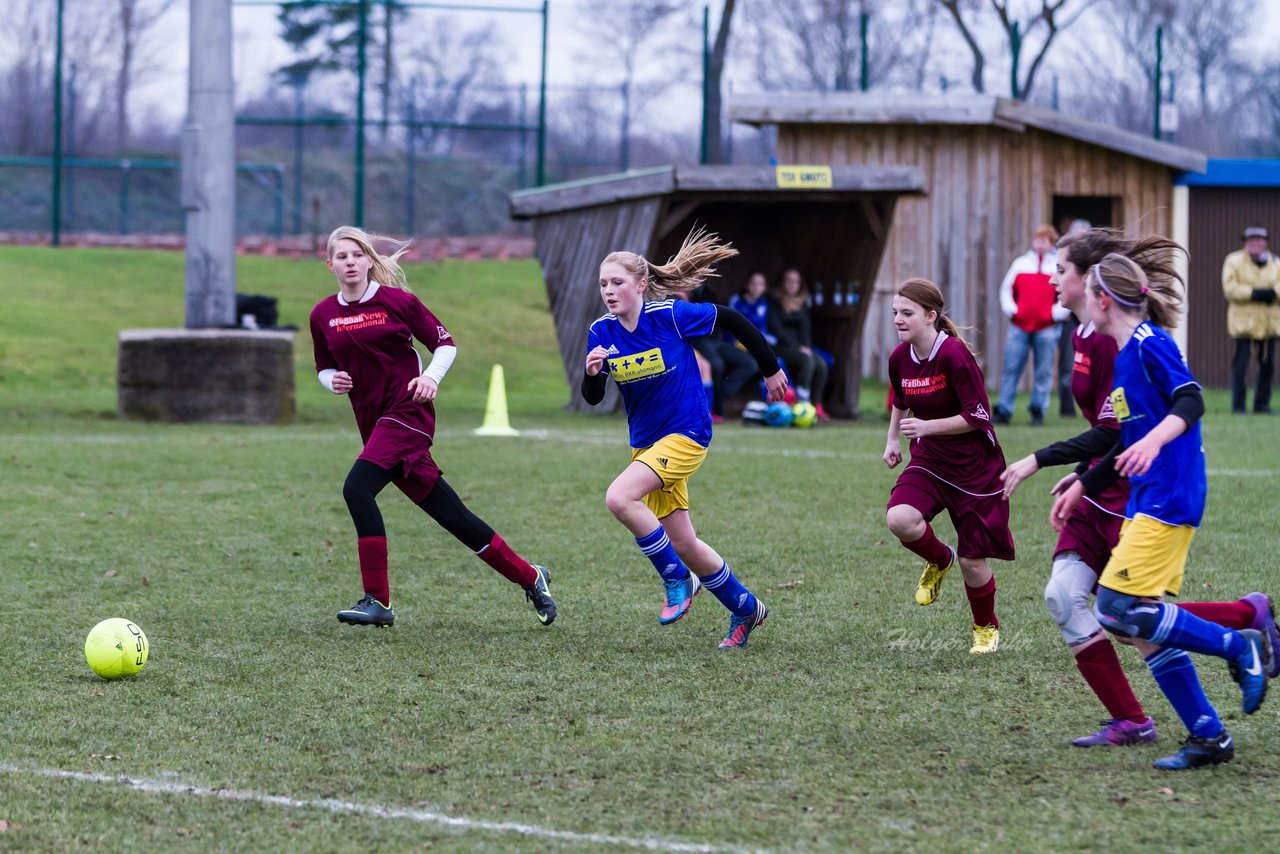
[2,246,1279,852]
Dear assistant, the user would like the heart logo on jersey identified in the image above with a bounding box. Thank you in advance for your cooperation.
[635,356,645,365]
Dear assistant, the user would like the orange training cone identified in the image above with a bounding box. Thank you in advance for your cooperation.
[474,364,520,437]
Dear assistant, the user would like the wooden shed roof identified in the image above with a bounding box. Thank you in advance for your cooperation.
[510,164,926,219]
[729,93,1207,174]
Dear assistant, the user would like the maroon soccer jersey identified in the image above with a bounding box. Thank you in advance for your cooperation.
[1069,321,1128,518]
[888,333,1006,494]
[310,283,452,444]
[1071,322,1119,429]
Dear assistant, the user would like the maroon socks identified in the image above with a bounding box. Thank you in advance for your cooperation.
[902,524,953,568]
[1074,636,1147,723]
[358,536,390,605]
[964,575,998,629]
[477,533,538,587]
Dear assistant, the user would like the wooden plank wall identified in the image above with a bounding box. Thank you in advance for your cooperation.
[1186,186,1280,387]
[531,198,662,412]
[777,123,1175,384]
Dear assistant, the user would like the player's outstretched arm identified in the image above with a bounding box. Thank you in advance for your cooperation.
[714,306,789,402]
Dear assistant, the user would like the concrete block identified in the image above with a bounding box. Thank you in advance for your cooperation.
[117,329,296,424]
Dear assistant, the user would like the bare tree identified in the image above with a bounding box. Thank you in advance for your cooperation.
[1174,0,1250,117]
[0,0,116,156]
[744,0,940,94]
[934,0,1092,98]
[705,0,737,164]
[114,0,180,153]
[571,1,688,167]
[405,16,511,157]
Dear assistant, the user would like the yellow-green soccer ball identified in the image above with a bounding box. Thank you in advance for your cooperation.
[791,402,818,428]
[84,618,149,680]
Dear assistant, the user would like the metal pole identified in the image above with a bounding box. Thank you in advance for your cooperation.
[1010,20,1021,99]
[293,79,304,233]
[535,0,548,186]
[406,76,417,235]
[355,0,369,226]
[859,10,869,91]
[700,5,709,165]
[620,81,630,171]
[1153,25,1163,138]
[274,166,284,237]
[52,0,66,246]
[67,61,78,227]
[518,82,528,188]
[119,160,130,234]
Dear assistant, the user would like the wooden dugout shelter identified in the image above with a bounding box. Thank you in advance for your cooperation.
[729,94,1207,381]
[509,164,925,416]
[1178,159,1280,388]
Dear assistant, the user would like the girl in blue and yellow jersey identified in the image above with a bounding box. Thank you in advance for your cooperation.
[582,229,788,649]
[1052,252,1272,770]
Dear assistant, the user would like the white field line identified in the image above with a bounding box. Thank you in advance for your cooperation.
[6,429,1276,474]
[0,763,761,854]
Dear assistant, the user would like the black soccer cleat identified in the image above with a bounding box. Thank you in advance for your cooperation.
[337,593,395,627]
[1152,730,1234,770]
[524,565,557,626]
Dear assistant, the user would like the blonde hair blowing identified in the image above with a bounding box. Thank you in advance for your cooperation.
[604,228,738,300]
[326,225,411,292]
[1086,252,1184,330]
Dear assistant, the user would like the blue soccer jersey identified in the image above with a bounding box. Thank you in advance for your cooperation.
[587,299,718,449]
[1109,322,1207,526]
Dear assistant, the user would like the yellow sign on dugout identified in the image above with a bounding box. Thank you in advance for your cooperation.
[775,165,833,189]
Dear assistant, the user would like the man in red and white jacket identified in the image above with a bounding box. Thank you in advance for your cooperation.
[993,224,1070,425]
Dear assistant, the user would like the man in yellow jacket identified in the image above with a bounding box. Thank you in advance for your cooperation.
[1223,226,1280,414]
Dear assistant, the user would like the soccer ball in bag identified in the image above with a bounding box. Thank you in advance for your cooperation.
[791,402,817,428]
[765,401,794,427]
[84,618,149,680]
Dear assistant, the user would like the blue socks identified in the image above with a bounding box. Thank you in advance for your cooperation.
[1150,604,1246,660]
[635,527,689,581]
[702,561,757,618]
[1145,647,1223,738]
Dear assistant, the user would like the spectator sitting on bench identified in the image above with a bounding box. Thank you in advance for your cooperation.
[770,268,830,421]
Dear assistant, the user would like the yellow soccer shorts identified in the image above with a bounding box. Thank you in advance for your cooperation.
[1098,514,1196,598]
[630,433,708,519]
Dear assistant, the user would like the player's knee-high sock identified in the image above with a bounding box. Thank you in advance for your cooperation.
[701,561,758,618]
[476,534,537,587]
[418,478,537,587]
[964,576,998,629]
[1150,604,1246,659]
[901,523,953,568]
[1179,600,1255,630]
[344,460,395,604]
[1074,637,1147,723]
[635,527,690,581]
[1144,647,1223,738]
[357,537,390,605]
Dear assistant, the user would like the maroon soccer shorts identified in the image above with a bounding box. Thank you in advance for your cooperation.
[1055,497,1124,575]
[889,467,1015,561]
[358,421,442,503]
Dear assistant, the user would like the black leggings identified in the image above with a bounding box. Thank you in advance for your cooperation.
[342,460,495,551]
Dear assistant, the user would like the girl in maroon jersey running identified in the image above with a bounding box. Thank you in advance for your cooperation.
[884,279,1013,654]
[310,225,556,629]
[999,228,1280,746]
